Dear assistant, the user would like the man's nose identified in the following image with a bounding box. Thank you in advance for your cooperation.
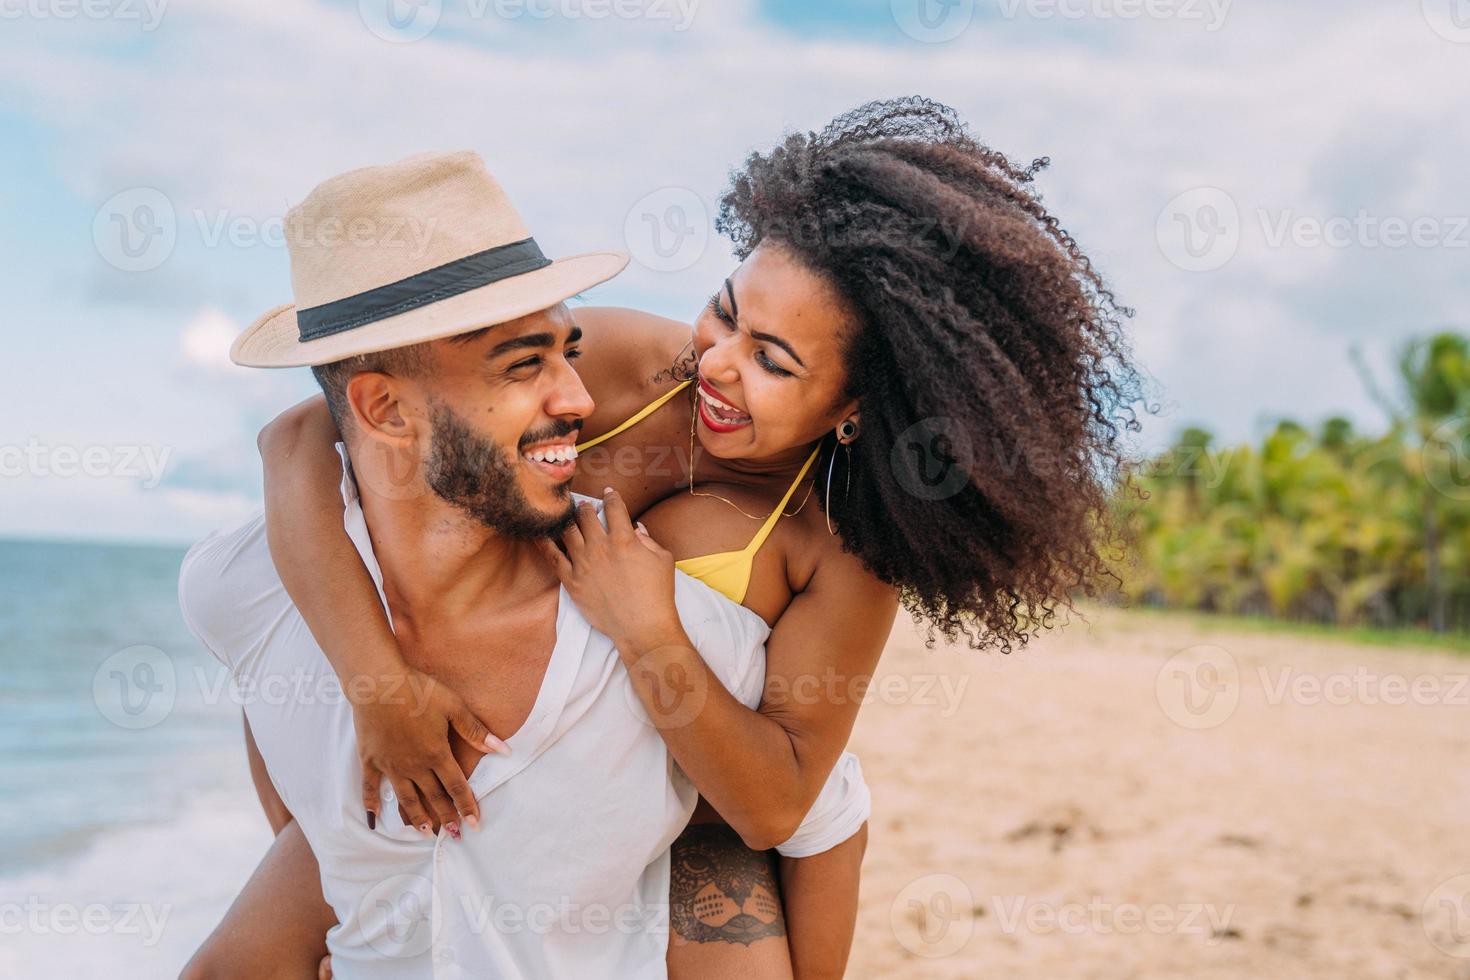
[548,363,595,421]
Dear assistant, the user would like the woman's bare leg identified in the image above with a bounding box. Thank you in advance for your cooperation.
[179,820,336,980]
[780,823,867,979]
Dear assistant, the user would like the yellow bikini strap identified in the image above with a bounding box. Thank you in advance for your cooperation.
[575,379,694,452]
[745,443,823,555]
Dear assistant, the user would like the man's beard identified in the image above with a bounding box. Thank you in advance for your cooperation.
[423,401,578,539]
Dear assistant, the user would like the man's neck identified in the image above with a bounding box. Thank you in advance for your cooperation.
[353,465,559,629]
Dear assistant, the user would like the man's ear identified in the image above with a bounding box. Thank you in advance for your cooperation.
[344,372,416,448]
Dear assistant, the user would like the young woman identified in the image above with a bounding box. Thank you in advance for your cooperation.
[185,97,1148,978]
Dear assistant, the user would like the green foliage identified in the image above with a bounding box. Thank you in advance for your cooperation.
[1109,331,1470,633]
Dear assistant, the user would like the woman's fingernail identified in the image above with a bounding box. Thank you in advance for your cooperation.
[604,486,614,496]
[366,810,377,830]
[464,814,479,831]
[487,735,511,755]
[636,522,648,534]
[418,822,433,837]
[446,822,461,840]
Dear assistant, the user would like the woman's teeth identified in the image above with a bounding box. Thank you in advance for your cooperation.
[524,444,577,464]
[698,388,752,424]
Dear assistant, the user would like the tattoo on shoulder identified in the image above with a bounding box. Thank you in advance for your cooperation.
[669,823,787,946]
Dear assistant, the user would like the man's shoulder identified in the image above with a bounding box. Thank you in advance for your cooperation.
[177,510,287,664]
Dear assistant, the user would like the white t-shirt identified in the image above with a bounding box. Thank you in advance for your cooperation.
[177,450,869,979]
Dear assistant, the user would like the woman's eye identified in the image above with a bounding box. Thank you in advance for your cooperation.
[756,350,792,377]
[706,295,735,327]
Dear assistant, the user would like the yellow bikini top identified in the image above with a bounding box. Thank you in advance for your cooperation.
[575,378,821,605]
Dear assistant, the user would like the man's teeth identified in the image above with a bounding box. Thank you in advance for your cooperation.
[525,445,577,464]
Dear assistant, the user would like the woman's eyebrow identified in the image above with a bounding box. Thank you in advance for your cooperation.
[749,329,805,368]
[724,277,739,321]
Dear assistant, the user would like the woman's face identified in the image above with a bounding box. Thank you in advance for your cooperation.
[691,242,858,462]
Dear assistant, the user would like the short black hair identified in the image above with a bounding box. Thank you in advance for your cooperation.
[309,326,492,435]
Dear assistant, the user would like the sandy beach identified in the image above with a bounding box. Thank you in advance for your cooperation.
[845,605,1470,979]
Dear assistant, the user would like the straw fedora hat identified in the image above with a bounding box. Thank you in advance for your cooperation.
[231,151,628,368]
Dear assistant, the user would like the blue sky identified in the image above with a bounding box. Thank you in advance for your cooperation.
[3,0,1468,543]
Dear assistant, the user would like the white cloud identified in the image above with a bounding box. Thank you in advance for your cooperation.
[179,307,240,374]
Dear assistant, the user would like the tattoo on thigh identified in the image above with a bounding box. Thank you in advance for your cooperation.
[670,823,787,946]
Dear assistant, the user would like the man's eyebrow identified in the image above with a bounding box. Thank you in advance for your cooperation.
[485,325,581,359]
[486,333,553,358]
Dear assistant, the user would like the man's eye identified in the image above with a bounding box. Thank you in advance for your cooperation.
[510,356,543,371]
[566,348,583,361]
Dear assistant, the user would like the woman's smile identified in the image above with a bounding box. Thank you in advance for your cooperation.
[696,375,753,432]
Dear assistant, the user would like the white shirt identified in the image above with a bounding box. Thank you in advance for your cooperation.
[177,448,869,979]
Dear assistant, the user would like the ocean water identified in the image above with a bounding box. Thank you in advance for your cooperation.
[0,537,272,977]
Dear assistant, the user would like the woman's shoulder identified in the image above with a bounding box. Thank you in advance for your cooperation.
[572,306,693,441]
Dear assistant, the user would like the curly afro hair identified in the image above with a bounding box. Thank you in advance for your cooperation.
[714,96,1153,652]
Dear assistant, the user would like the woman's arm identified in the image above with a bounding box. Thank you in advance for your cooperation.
[257,398,505,834]
[546,489,898,850]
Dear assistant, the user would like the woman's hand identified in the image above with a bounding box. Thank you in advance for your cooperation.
[351,664,510,836]
[540,488,684,653]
